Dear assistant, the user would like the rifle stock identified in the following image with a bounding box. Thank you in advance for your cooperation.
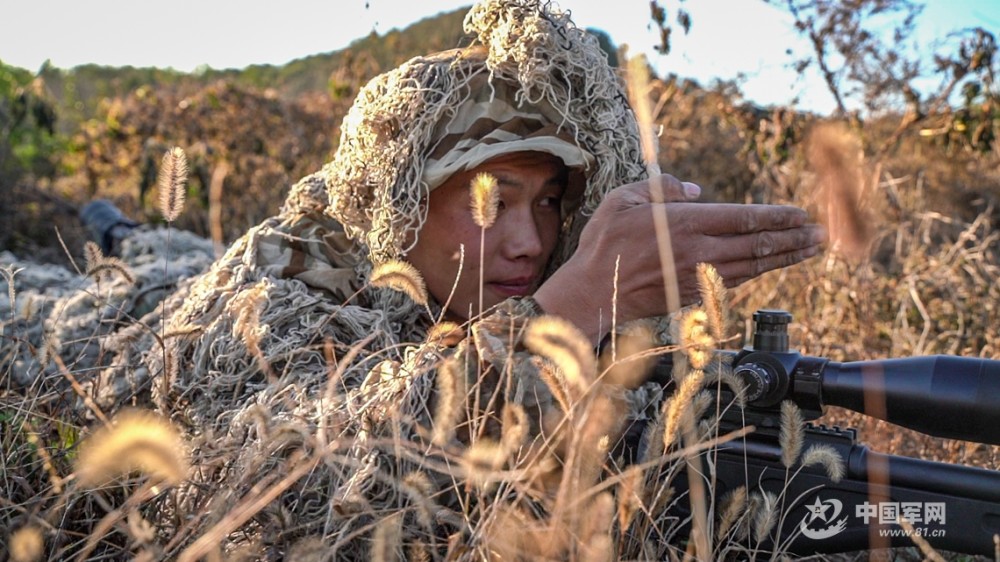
[649,309,1000,556]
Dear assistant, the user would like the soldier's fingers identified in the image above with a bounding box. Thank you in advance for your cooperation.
[696,204,810,236]
[718,246,821,281]
[712,225,826,262]
[614,175,700,207]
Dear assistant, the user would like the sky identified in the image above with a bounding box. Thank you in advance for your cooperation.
[3,0,999,115]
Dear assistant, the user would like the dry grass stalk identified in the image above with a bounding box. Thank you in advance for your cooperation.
[899,517,946,562]
[696,263,728,340]
[626,52,681,315]
[37,331,60,369]
[158,146,188,222]
[470,172,499,229]
[779,400,804,468]
[177,451,321,562]
[807,121,874,260]
[9,525,44,562]
[22,421,63,494]
[75,409,188,488]
[208,160,229,257]
[524,315,597,400]
[801,444,846,482]
[370,260,429,306]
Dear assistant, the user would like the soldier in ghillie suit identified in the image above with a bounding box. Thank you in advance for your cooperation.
[2,0,824,558]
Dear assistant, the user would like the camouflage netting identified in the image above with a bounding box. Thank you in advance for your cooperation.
[3,0,686,559]
[1,228,215,406]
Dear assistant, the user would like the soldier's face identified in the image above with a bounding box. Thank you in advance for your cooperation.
[407,151,567,321]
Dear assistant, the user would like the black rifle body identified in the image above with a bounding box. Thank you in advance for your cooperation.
[651,309,1000,556]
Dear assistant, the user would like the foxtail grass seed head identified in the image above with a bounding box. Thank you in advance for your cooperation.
[158,146,188,222]
[470,172,499,228]
[76,409,188,488]
[84,241,103,273]
[372,514,403,562]
[431,356,466,447]
[533,355,572,414]
[696,263,728,340]
[127,510,157,545]
[231,282,268,357]
[401,472,436,530]
[370,260,429,306]
[663,369,704,449]
[807,121,873,260]
[82,241,134,283]
[462,439,507,472]
[717,486,748,539]
[599,324,656,388]
[680,309,714,370]
[524,315,597,399]
[426,321,464,347]
[703,365,747,408]
[10,525,44,562]
[1,264,22,307]
[752,491,779,544]
[580,492,615,549]
[802,444,846,483]
[779,400,804,468]
[38,332,61,369]
[617,465,644,531]
[501,402,528,453]
[286,537,328,562]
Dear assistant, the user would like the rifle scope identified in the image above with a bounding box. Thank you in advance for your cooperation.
[733,309,1000,445]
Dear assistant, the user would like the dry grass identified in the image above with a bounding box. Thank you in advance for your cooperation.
[2,67,999,562]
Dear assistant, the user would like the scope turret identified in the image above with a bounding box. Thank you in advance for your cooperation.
[733,309,1000,445]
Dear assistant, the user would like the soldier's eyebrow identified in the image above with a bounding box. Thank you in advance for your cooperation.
[492,171,566,191]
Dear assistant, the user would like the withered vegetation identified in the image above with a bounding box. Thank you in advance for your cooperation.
[2,9,999,562]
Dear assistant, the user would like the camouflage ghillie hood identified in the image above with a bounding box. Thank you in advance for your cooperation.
[322,0,647,266]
